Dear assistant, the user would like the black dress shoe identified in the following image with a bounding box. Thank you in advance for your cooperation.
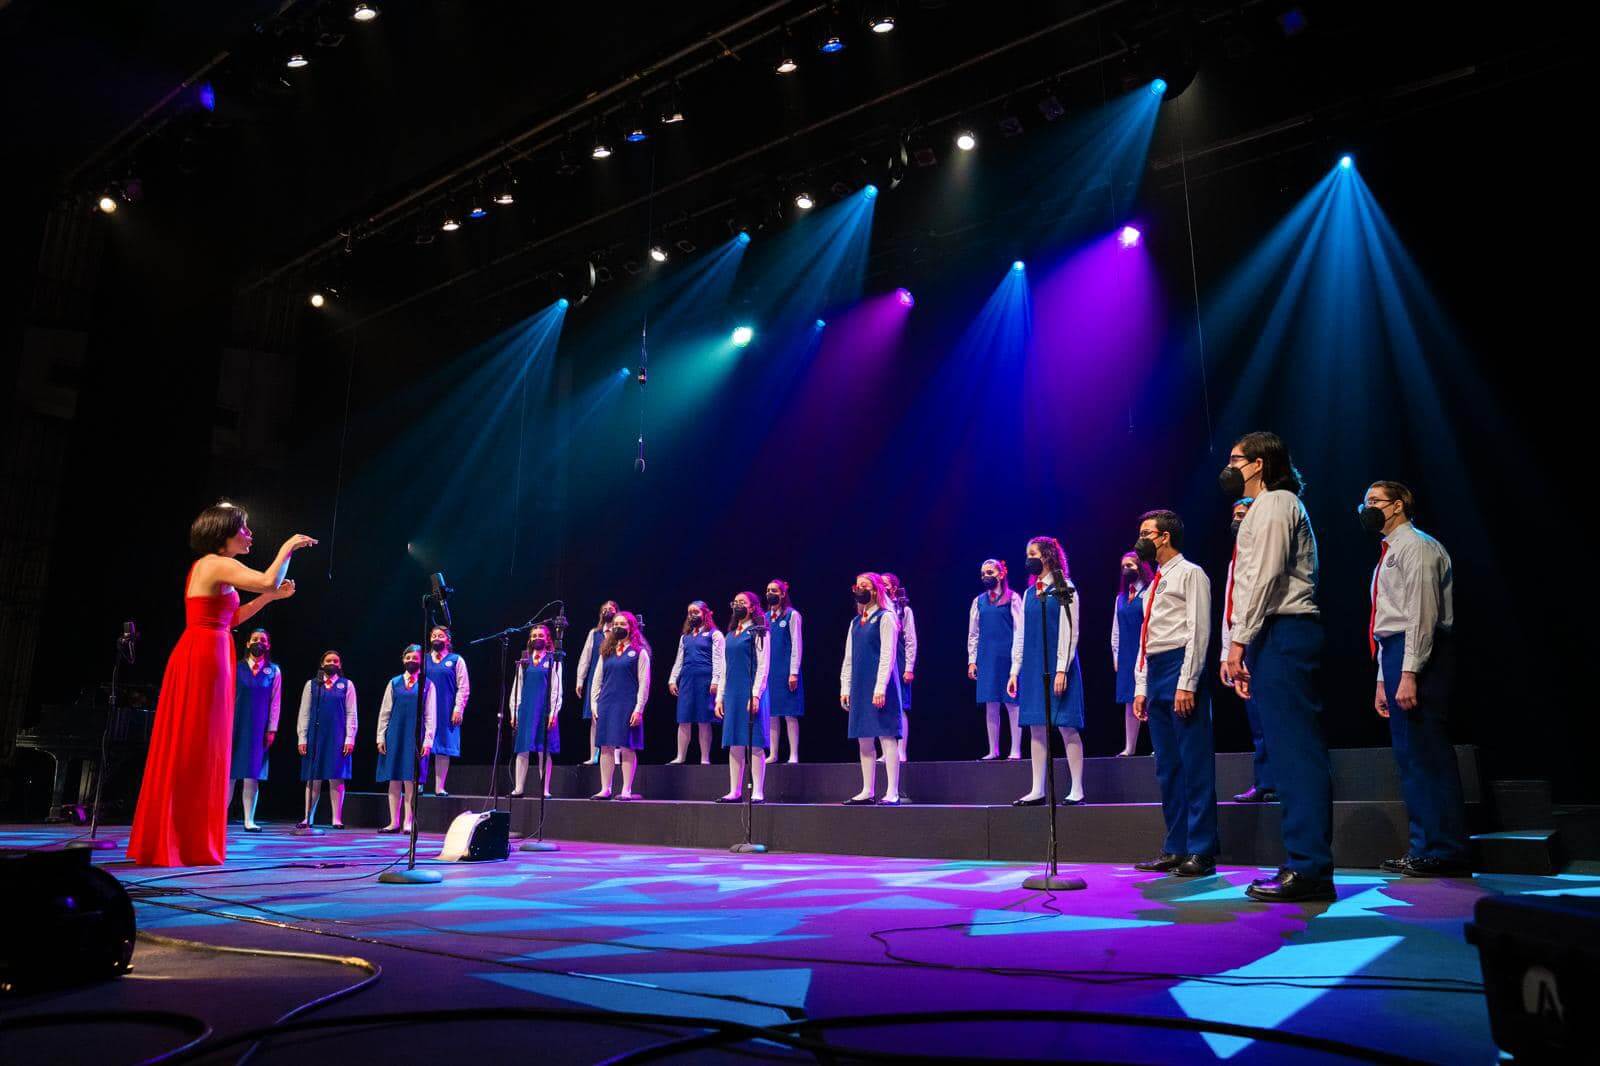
[843,796,876,805]
[1061,796,1085,806]
[1401,856,1471,878]
[377,825,401,834]
[1175,854,1217,877]
[1011,796,1046,807]
[1134,853,1184,872]
[715,795,742,803]
[1245,869,1335,903]
[508,791,525,798]
[1379,854,1415,874]
[243,825,263,833]
[1232,786,1278,803]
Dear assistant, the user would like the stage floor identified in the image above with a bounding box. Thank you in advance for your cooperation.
[8,825,1595,1063]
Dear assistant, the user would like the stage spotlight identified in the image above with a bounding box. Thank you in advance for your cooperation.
[1118,224,1142,248]
[309,292,325,308]
[625,102,650,142]
[819,28,845,54]
[591,123,613,159]
[659,88,685,125]
[863,183,879,200]
[197,82,217,112]
[286,53,309,69]
[1012,260,1025,272]
[468,191,488,219]
[351,3,378,22]
[558,297,570,310]
[625,124,649,143]
[1339,154,1354,169]
[492,171,516,205]
[895,287,915,307]
[736,229,751,246]
[441,210,461,232]
[815,318,827,329]
[731,325,755,347]
[867,7,896,34]
[649,245,668,262]
[617,367,630,378]
[777,52,799,73]
[1151,78,1168,96]
[96,192,119,214]
[955,130,977,151]
[794,191,815,210]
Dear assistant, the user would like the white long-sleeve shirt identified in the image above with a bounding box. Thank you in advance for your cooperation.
[297,678,358,746]
[775,608,804,676]
[1220,558,1235,662]
[377,674,437,749]
[668,629,725,685]
[1132,554,1211,698]
[1228,489,1319,647]
[431,649,470,717]
[508,654,565,719]
[1009,575,1080,679]
[574,626,604,709]
[245,657,283,731]
[1108,585,1146,666]
[969,590,1024,665]
[840,610,898,699]
[894,604,919,673]
[591,645,651,718]
[711,623,771,703]
[1371,521,1453,681]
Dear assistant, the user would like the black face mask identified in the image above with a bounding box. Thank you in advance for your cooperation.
[687,614,702,628]
[980,575,998,590]
[852,588,872,605]
[430,639,447,651]
[404,661,420,675]
[1359,505,1389,535]
[732,604,749,620]
[248,643,267,657]
[1024,557,1044,576]
[1218,464,1246,498]
[323,664,340,677]
[1134,537,1158,563]
[531,638,548,651]
[1229,518,1244,539]
[765,592,781,606]
[601,612,616,624]
[611,627,628,639]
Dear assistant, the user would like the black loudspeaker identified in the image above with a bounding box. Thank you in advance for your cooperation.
[1465,894,1599,1060]
[0,848,136,994]
[437,809,511,862]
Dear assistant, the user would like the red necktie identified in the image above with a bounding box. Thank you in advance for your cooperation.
[1368,541,1389,659]
[1137,568,1163,671]
[1225,545,1238,629]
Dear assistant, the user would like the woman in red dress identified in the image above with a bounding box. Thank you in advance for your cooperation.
[127,502,316,866]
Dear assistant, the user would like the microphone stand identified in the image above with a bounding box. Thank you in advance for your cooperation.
[521,607,565,852]
[1022,582,1087,892]
[380,581,448,885]
[894,589,912,803]
[68,624,136,851]
[731,619,768,855]
[293,669,329,836]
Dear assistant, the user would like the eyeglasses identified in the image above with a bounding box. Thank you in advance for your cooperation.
[1227,454,1251,467]
[1357,498,1394,513]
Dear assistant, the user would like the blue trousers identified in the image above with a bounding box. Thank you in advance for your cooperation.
[1379,633,1467,862]
[1244,694,1274,792]
[1245,616,1332,878]
[1144,650,1220,857]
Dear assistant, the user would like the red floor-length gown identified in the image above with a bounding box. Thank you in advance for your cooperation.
[127,563,239,866]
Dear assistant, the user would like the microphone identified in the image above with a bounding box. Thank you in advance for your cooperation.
[429,571,454,626]
[118,620,139,665]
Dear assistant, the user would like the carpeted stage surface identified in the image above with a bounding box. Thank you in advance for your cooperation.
[7,825,1594,1063]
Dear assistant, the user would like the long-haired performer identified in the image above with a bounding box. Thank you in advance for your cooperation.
[715,591,771,802]
[1222,497,1275,803]
[574,601,619,765]
[230,627,281,832]
[1222,431,1332,902]
[129,501,311,867]
[510,624,563,798]
[424,625,469,796]
[764,579,804,764]
[375,644,437,833]
[969,559,1024,761]
[297,649,357,829]
[1112,551,1157,756]
[840,572,904,805]
[1129,510,1219,877]
[667,601,720,765]
[591,610,650,800]
[880,573,917,762]
[1008,536,1088,806]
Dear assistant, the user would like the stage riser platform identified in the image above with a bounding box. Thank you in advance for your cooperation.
[340,793,1482,868]
[434,745,1480,805]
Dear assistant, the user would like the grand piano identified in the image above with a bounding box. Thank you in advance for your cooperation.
[13,684,153,822]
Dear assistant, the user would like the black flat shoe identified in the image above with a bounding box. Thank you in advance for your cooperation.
[1401,857,1471,878]
[1012,796,1046,807]
[1061,796,1085,806]
[1246,869,1335,903]
[1175,854,1217,877]
[1134,853,1183,872]
[751,798,766,805]
[843,796,876,805]
[377,826,400,834]
[330,823,345,830]
[715,796,741,803]
[1232,787,1278,803]
[590,792,613,801]
[243,825,262,833]
[1379,854,1415,874]
[508,791,525,798]
[877,798,902,806]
